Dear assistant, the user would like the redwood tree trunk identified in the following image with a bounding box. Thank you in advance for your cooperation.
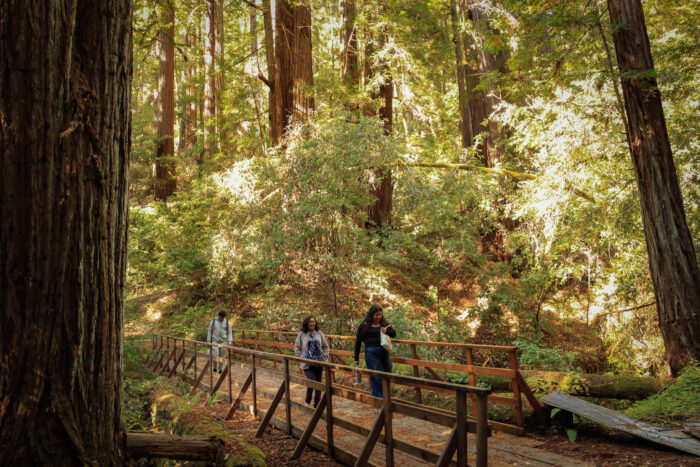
[451,0,472,148]
[608,0,700,375]
[364,22,394,228]
[467,5,506,168]
[179,30,199,159]
[204,0,223,157]
[276,0,314,137]
[155,0,176,200]
[262,0,280,145]
[275,0,294,136]
[291,1,315,123]
[342,0,360,87]
[0,0,132,464]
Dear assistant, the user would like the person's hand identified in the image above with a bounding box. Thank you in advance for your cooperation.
[380,327,386,334]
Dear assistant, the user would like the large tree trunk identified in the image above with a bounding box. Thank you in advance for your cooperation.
[451,0,472,148]
[179,30,199,160]
[364,22,394,229]
[155,0,176,200]
[276,0,314,138]
[342,0,360,88]
[204,0,223,158]
[291,1,315,123]
[607,0,700,375]
[0,0,132,464]
[466,5,507,168]
[262,0,280,145]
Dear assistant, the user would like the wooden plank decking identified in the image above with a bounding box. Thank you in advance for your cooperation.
[541,391,700,457]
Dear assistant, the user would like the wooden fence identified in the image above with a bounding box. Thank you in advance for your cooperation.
[147,334,493,466]
[226,329,545,434]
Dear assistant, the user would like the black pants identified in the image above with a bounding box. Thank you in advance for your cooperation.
[303,366,323,407]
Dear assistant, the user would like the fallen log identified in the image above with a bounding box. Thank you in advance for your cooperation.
[126,432,225,461]
[483,371,671,400]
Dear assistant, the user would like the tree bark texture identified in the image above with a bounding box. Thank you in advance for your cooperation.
[155,0,176,200]
[204,0,223,157]
[342,0,360,88]
[291,0,315,123]
[0,1,132,464]
[178,30,199,159]
[262,0,280,145]
[607,0,700,375]
[126,433,226,462]
[467,4,507,168]
[451,0,472,148]
[276,0,314,137]
[364,23,394,228]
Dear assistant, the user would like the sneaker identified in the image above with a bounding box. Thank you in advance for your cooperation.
[304,401,312,408]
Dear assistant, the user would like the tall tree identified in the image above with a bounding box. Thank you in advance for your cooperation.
[342,0,360,88]
[261,0,280,145]
[364,18,394,228]
[466,4,507,168]
[607,0,700,374]
[276,0,314,137]
[0,0,132,464]
[155,0,176,200]
[451,0,473,148]
[178,29,199,160]
[204,0,224,157]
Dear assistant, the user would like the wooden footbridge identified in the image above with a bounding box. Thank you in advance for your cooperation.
[145,332,592,466]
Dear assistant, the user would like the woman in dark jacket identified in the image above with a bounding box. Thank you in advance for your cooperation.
[353,304,396,398]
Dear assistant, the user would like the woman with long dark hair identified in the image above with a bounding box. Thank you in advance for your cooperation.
[353,304,396,398]
[294,316,329,407]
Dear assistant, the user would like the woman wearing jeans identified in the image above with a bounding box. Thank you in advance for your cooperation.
[294,316,329,407]
[353,305,396,398]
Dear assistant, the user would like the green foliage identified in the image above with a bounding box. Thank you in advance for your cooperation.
[516,339,579,372]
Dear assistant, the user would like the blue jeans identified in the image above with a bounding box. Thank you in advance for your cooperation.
[364,346,392,398]
[303,366,323,407]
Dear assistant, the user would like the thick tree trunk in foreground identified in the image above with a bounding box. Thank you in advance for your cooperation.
[608,0,700,375]
[0,1,132,464]
[275,0,294,137]
[155,0,177,200]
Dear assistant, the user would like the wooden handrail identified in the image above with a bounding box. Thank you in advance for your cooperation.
[149,333,491,466]
[231,328,518,351]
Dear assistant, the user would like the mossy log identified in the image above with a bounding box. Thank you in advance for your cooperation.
[483,371,671,400]
[126,432,225,461]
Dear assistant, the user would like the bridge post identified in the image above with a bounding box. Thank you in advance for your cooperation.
[410,344,422,404]
[284,358,292,435]
[475,393,488,467]
[509,349,524,427]
[252,353,257,415]
[325,366,334,457]
[382,378,394,467]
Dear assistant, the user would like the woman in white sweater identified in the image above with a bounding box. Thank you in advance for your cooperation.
[294,316,329,407]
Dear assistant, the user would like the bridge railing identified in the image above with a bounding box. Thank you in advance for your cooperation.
[227,329,544,433]
[147,334,493,467]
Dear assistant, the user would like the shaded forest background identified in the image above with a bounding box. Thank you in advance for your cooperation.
[127,0,699,379]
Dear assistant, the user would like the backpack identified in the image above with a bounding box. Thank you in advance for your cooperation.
[306,334,324,365]
[209,318,229,342]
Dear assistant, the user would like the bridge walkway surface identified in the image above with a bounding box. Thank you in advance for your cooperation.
[147,335,592,466]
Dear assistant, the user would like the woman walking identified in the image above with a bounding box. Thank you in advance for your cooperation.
[354,305,396,398]
[294,316,329,408]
